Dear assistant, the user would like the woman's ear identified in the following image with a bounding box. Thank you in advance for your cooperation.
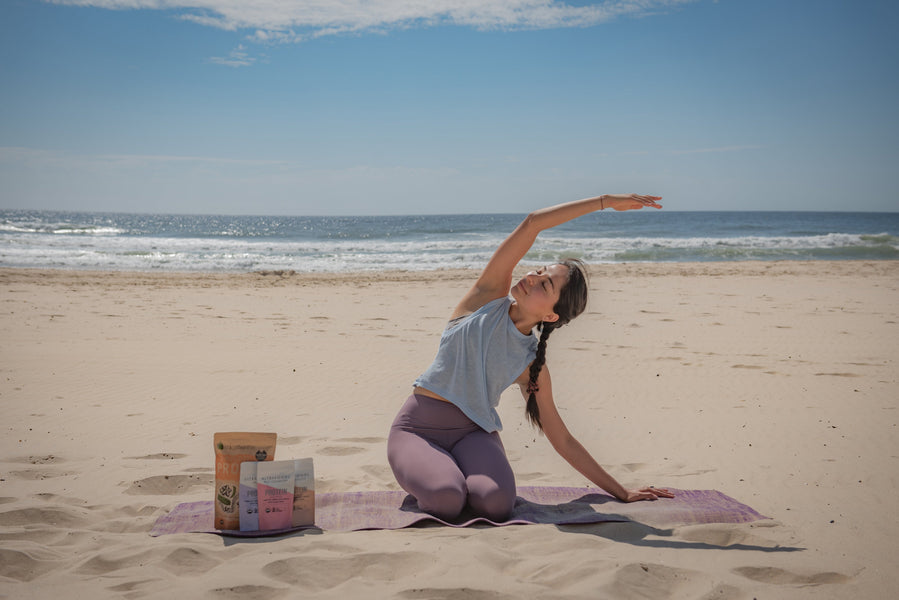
[543,312,560,324]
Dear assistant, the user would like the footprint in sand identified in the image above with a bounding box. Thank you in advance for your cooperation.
[158,547,222,575]
[336,436,386,444]
[31,492,90,506]
[82,502,165,535]
[8,469,73,480]
[0,505,92,528]
[318,446,366,456]
[733,566,852,586]
[0,547,69,582]
[76,549,161,576]
[123,474,212,495]
[814,372,862,377]
[108,580,166,594]
[10,454,65,465]
[317,436,386,456]
[277,435,308,445]
[124,453,187,460]
[665,468,717,478]
[620,463,648,473]
[603,563,716,598]
[399,588,518,600]
[264,552,432,591]
[210,585,291,600]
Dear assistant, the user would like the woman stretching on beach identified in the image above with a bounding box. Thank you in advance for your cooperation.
[387,194,675,521]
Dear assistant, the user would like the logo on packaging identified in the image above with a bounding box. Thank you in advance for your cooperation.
[217,484,237,513]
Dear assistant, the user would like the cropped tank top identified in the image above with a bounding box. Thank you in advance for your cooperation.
[413,296,538,432]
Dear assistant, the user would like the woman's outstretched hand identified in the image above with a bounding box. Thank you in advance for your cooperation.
[603,194,663,211]
[621,486,675,502]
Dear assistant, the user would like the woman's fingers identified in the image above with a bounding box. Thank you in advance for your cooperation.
[644,486,675,498]
[635,195,663,208]
[624,487,674,502]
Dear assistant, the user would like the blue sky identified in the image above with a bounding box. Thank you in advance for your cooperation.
[1,0,897,215]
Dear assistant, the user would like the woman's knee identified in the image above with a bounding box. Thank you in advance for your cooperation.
[416,484,467,520]
[466,476,516,521]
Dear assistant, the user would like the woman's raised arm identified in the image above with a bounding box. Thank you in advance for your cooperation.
[453,194,661,316]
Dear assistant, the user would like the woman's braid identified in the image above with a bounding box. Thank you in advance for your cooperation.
[523,259,589,431]
[525,323,555,429]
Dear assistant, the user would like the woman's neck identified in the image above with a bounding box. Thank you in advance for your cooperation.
[508,301,540,335]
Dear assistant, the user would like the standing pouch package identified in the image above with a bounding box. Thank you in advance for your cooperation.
[292,458,315,527]
[238,462,259,531]
[257,460,295,530]
[214,432,276,530]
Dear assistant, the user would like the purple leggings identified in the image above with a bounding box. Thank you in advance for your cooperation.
[387,394,516,521]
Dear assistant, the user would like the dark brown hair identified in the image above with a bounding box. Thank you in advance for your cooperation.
[525,258,589,430]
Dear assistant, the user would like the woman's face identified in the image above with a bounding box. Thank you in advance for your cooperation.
[511,264,569,323]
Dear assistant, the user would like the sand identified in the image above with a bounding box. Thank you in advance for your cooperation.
[1,261,897,599]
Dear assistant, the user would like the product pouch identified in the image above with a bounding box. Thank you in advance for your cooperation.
[238,461,259,531]
[214,432,276,530]
[257,460,295,530]
[292,458,315,527]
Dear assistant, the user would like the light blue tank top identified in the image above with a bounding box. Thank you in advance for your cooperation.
[413,296,538,432]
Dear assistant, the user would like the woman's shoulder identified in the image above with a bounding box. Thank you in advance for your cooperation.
[450,280,511,320]
[445,296,509,331]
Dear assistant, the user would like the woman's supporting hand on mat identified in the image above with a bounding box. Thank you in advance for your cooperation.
[621,486,676,502]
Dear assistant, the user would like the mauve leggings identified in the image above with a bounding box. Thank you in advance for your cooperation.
[387,394,516,521]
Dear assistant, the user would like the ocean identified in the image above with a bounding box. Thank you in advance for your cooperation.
[1,209,897,273]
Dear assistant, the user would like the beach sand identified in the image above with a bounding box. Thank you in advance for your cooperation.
[1,261,897,599]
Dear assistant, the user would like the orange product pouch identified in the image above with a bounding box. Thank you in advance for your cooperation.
[213,432,276,530]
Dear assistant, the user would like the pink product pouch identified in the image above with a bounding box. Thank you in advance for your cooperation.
[257,460,295,530]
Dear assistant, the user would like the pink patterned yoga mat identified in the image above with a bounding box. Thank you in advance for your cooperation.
[150,487,768,537]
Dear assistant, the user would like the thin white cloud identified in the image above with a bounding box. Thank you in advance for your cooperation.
[208,44,256,67]
[47,1,697,43]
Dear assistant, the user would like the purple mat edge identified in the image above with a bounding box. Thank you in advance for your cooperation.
[150,486,769,537]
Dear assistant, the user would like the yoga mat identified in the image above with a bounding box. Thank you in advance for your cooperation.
[150,487,767,537]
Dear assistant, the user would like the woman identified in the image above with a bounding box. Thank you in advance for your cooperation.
[387,194,674,521]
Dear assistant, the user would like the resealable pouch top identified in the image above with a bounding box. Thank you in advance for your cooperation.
[214,432,276,530]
